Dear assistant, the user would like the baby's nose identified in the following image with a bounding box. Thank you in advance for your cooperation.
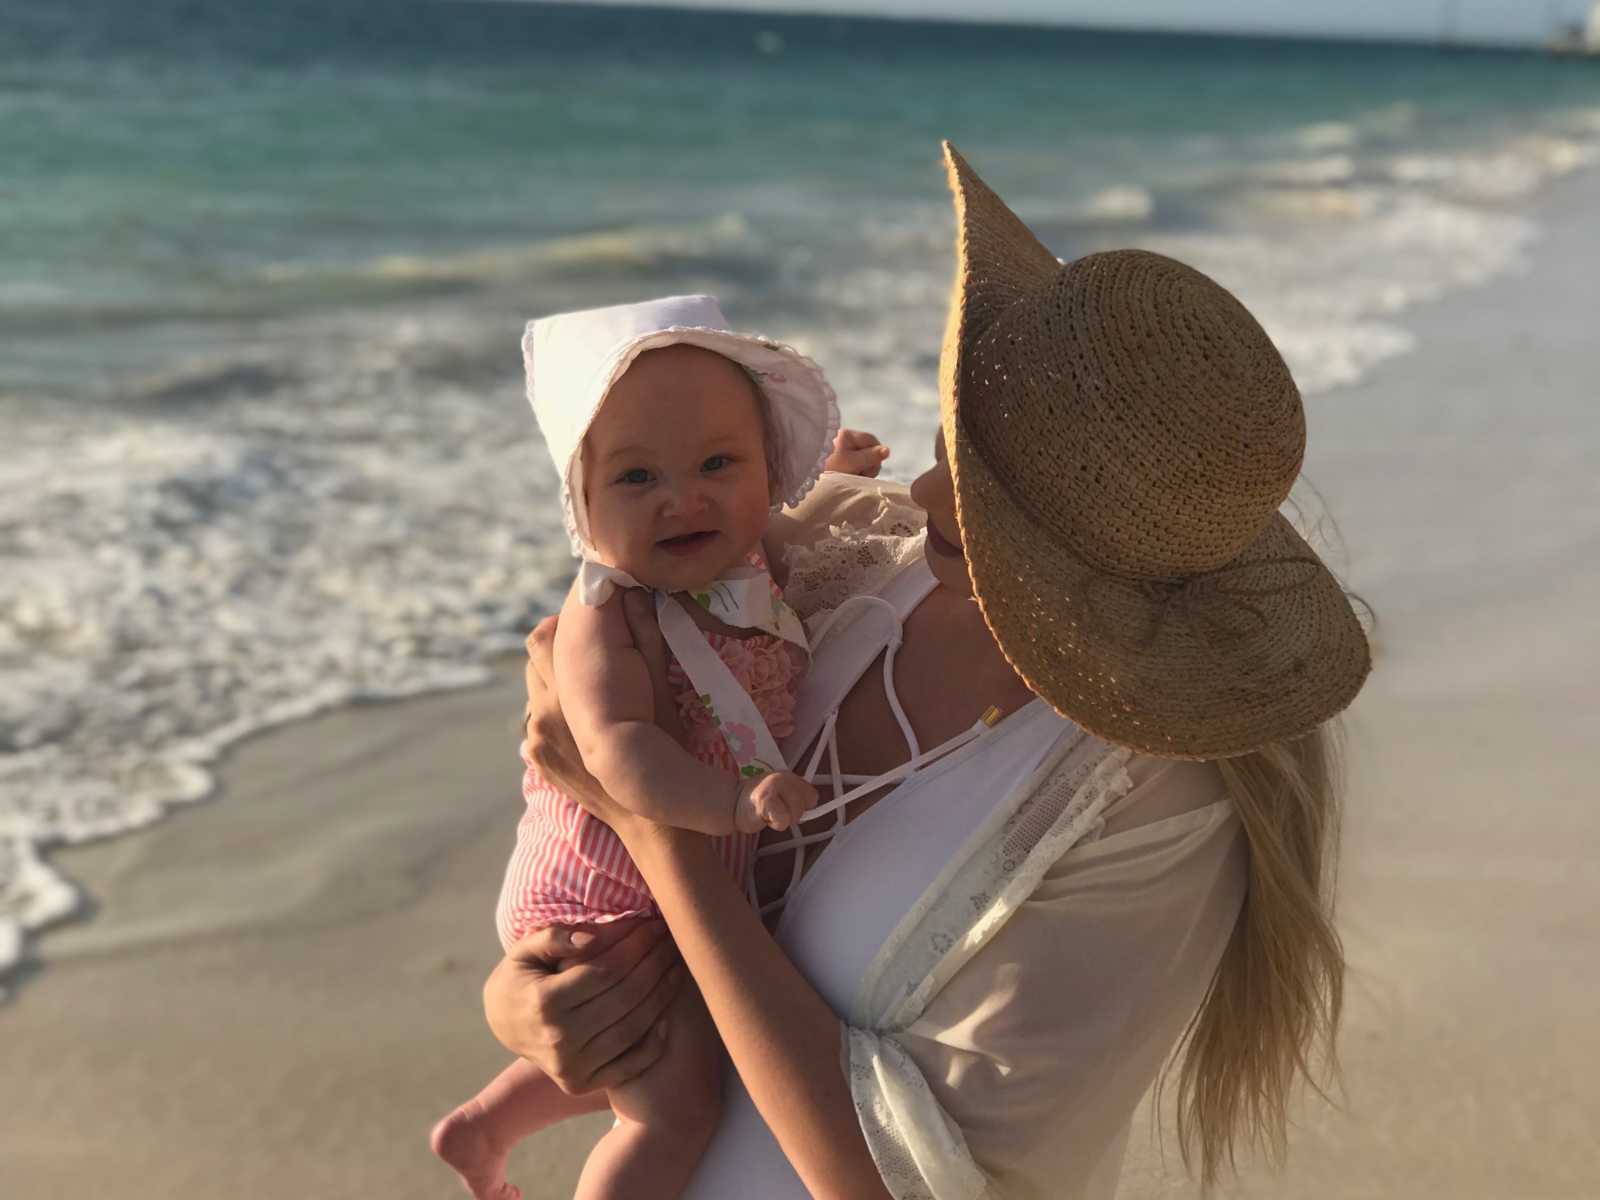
[663,479,709,518]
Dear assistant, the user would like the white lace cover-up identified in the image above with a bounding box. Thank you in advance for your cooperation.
[681,474,1249,1200]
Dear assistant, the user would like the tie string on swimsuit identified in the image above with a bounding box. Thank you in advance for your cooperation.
[754,594,1004,916]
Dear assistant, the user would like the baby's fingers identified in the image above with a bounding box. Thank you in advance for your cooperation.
[824,428,891,478]
[758,778,812,832]
[733,781,767,834]
[791,790,817,829]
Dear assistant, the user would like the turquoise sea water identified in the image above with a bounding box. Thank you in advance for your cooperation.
[3,0,1599,983]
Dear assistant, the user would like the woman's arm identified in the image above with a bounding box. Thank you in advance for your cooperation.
[525,600,893,1199]
[625,827,890,1199]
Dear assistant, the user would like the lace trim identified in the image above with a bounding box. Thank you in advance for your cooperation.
[845,1026,990,1200]
[781,492,927,627]
[843,735,1136,1199]
[770,338,842,514]
[899,743,1133,1024]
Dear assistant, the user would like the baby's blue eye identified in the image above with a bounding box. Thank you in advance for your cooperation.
[618,468,651,486]
[702,454,731,472]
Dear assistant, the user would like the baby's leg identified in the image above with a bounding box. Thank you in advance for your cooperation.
[574,981,723,1200]
[433,1057,607,1200]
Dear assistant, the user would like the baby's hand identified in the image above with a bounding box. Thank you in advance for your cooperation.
[824,428,891,478]
[734,771,817,834]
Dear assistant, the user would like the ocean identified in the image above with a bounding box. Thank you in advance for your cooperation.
[3,0,1599,986]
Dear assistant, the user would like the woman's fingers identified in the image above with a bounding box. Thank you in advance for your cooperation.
[543,918,674,1010]
[525,614,558,669]
[537,924,684,1094]
[524,615,558,700]
[582,1011,671,1092]
[504,920,623,970]
[523,614,559,742]
[484,919,679,1090]
[567,924,681,1032]
[522,613,604,796]
[572,962,687,1091]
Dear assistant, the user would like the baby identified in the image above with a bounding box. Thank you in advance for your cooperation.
[432,295,841,1200]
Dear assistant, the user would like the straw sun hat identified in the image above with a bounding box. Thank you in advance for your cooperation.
[939,142,1370,759]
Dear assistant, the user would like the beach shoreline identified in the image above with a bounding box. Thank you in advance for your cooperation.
[6,168,1599,1200]
[4,664,615,1197]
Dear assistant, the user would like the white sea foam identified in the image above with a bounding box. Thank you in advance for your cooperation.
[1360,101,1420,140]
[1072,185,1156,224]
[1563,106,1600,135]
[0,322,580,976]
[1295,121,1360,151]
[258,215,758,291]
[1149,190,1536,393]
[1388,136,1597,202]
[1251,155,1357,186]
[1240,185,1380,221]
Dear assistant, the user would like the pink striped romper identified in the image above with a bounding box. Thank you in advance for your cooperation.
[496,630,804,946]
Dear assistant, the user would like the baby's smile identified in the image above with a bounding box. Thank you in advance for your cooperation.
[655,529,722,558]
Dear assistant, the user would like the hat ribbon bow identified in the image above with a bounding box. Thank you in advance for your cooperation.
[1086,555,1324,690]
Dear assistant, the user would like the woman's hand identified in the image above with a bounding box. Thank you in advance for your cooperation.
[824,428,891,477]
[484,919,686,1094]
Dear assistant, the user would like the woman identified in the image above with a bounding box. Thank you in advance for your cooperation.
[486,143,1370,1198]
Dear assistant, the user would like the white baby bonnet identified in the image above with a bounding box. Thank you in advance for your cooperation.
[524,294,841,558]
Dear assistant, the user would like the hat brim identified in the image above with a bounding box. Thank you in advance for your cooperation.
[939,142,1370,758]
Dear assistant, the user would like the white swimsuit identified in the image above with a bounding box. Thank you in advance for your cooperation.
[683,557,1071,1197]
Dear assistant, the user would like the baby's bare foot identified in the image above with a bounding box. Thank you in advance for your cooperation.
[431,1102,522,1200]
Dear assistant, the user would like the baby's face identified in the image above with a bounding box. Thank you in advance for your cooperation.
[581,344,772,592]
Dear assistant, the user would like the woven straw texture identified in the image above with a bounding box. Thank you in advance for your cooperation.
[938,142,1370,759]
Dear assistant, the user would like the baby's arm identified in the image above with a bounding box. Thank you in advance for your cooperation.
[554,589,810,835]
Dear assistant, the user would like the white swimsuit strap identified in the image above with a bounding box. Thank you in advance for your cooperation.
[779,559,937,768]
[755,715,994,860]
[759,559,948,916]
[759,713,1004,915]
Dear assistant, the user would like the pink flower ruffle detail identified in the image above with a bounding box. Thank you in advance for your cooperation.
[760,685,797,738]
[742,639,796,695]
[665,631,803,754]
[710,636,756,684]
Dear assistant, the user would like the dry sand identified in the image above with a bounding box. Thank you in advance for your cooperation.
[5,171,1598,1198]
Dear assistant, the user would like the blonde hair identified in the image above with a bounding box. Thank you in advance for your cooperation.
[1160,720,1347,1188]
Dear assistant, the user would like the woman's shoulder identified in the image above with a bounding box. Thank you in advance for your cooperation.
[766,472,927,621]
[768,472,924,554]
[1037,747,1239,884]
[1096,754,1230,838]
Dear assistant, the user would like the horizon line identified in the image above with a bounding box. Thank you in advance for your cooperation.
[452,0,1564,53]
